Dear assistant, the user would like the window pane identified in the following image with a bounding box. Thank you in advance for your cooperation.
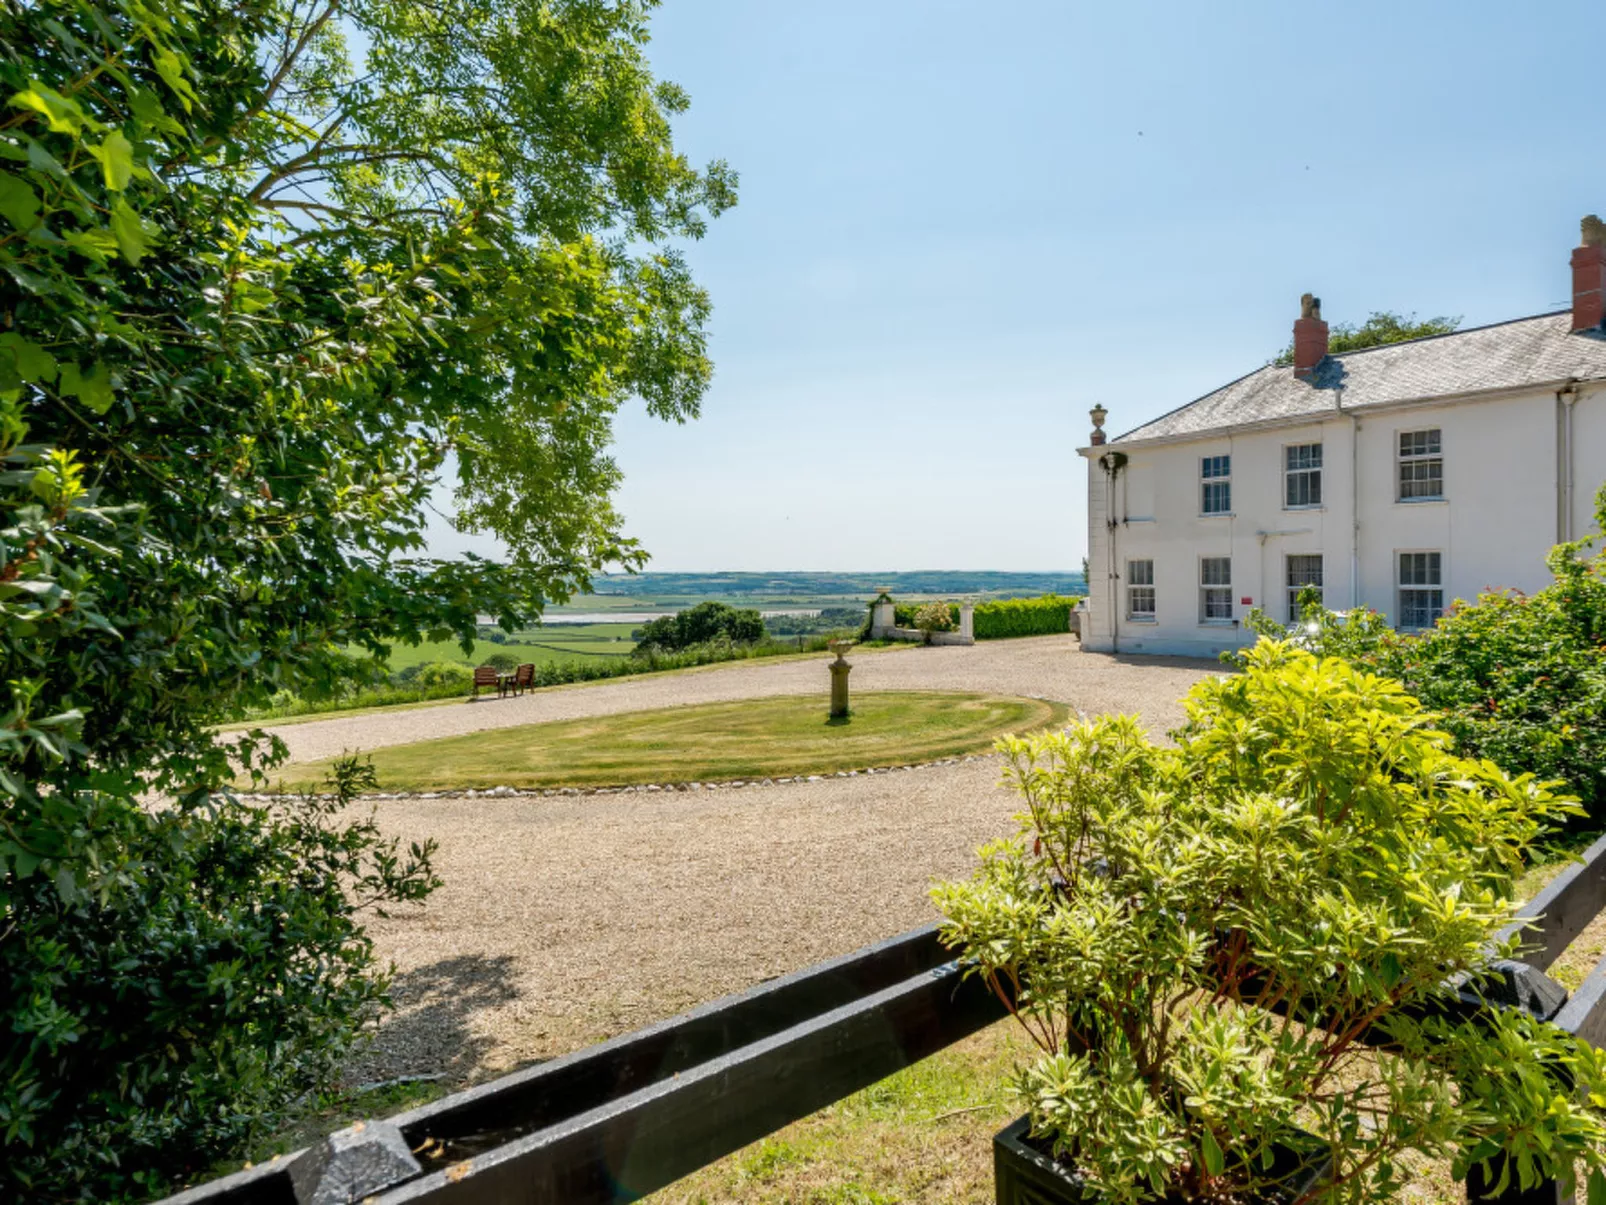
[1128,585,1155,618]
[1201,455,1230,480]
[1400,429,1441,457]
[1286,470,1321,507]
[1399,457,1443,500]
[1286,443,1322,470]
[1286,555,1323,587]
[1202,481,1231,513]
[1287,554,1323,621]
[1128,559,1153,586]
[1202,588,1233,620]
[1400,588,1444,629]
[1200,557,1231,586]
[1398,552,1442,587]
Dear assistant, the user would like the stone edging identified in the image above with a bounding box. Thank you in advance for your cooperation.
[239,752,998,803]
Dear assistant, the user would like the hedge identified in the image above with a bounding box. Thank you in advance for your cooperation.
[886,596,1080,639]
[974,594,1077,639]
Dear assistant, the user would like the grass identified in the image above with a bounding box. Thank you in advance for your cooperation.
[377,623,639,671]
[219,642,917,731]
[651,1021,1033,1205]
[263,690,1067,793]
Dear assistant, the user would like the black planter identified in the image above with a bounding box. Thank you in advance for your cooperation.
[994,1114,1332,1205]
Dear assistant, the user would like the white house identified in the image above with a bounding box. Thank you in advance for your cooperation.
[1079,217,1606,658]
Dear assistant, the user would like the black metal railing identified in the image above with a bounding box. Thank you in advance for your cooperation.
[158,833,1606,1205]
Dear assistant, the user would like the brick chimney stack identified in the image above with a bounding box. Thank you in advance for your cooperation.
[1293,293,1328,378]
[1572,215,1606,333]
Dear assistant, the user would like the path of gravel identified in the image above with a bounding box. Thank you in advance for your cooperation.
[319,638,1219,1087]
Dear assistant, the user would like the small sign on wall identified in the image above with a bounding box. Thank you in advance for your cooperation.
[1240,597,1253,606]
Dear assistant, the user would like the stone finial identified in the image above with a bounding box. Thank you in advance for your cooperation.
[1089,404,1107,446]
[1583,215,1606,248]
[1300,292,1322,320]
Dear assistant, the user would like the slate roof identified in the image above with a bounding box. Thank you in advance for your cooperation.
[1113,311,1606,445]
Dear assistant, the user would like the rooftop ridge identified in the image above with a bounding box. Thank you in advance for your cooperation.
[1324,308,1570,359]
[1109,308,1606,446]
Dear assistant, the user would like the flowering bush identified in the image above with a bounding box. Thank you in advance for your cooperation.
[935,642,1604,1204]
[913,600,957,642]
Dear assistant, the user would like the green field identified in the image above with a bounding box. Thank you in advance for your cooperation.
[380,623,638,670]
[267,691,1067,792]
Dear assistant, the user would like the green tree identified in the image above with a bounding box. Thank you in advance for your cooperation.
[0,0,733,1197]
[1273,311,1461,366]
[632,600,764,652]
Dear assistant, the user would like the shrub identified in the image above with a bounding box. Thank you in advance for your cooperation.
[935,641,1603,1204]
[392,661,476,689]
[1237,485,1606,826]
[913,600,957,642]
[2,759,439,1200]
[632,601,765,653]
[895,601,957,628]
[481,651,521,673]
[889,595,1081,639]
[973,594,1077,639]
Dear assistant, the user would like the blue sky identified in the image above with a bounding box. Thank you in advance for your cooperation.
[427,0,1606,572]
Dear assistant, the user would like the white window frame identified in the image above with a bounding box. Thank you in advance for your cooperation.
[1397,428,1444,502]
[1285,553,1323,622]
[1284,442,1323,509]
[1396,550,1444,630]
[1126,559,1156,623]
[1199,556,1233,624]
[1200,454,1232,516]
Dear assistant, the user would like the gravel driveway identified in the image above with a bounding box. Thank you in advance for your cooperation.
[310,638,1217,1086]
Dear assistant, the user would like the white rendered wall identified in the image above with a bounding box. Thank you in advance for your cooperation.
[1081,385,1603,659]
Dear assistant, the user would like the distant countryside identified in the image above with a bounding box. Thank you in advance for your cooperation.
[240,572,1087,722]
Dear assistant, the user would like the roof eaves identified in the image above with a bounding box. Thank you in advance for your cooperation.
[1108,362,1280,444]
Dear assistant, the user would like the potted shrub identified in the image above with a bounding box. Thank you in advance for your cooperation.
[934,641,1606,1205]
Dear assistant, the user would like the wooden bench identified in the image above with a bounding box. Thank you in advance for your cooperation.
[470,665,501,699]
[509,663,535,696]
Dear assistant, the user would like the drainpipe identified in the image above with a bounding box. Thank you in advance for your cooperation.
[1341,387,1360,609]
[1559,382,1579,542]
[1099,452,1127,653]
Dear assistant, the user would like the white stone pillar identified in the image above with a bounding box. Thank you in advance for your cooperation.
[959,603,974,643]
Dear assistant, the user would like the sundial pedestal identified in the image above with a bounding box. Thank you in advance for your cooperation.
[828,640,853,719]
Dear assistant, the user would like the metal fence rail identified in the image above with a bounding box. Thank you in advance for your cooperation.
[159,834,1606,1205]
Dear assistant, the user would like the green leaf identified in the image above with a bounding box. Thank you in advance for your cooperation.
[1587,1168,1605,1205]
[58,362,114,414]
[1200,1129,1225,1178]
[0,332,58,384]
[151,48,197,112]
[92,130,135,190]
[109,199,152,264]
[0,174,40,230]
[8,81,93,135]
